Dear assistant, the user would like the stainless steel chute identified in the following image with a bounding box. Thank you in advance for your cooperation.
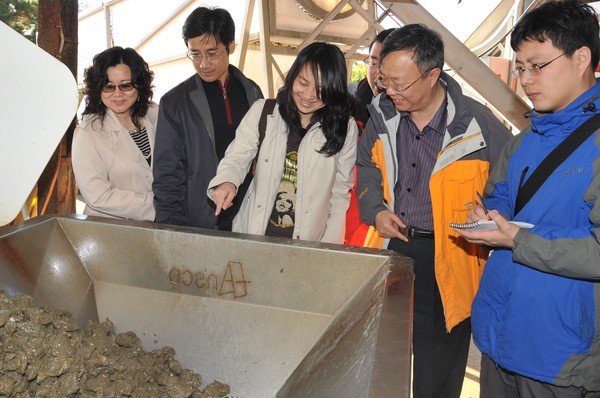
[0,215,413,397]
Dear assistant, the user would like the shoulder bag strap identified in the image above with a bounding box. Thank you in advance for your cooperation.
[252,99,276,175]
[515,113,600,215]
[258,99,277,147]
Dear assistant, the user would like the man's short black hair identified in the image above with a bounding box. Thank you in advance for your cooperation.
[182,6,235,51]
[511,0,599,71]
[380,24,444,74]
[369,28,396,53]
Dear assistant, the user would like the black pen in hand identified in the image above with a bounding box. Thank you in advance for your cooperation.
[476,191,489,216]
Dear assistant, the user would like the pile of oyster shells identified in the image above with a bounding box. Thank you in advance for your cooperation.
[0,291,229,397]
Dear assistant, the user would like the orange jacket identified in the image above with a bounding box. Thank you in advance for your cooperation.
[355,74,512,330]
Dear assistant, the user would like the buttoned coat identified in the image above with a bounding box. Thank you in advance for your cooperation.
[208,99,358,244]
[72,103,158,221]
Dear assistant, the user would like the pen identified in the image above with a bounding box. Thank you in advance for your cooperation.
[476,191,489,215]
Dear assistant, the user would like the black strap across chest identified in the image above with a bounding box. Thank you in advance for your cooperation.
[515,113,600,215]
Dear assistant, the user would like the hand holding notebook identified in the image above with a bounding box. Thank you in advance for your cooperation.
[450,219,534,231]
[450,192,534,230]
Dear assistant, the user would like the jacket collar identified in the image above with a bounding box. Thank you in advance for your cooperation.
[369,72,474,139]
[355,78,374,105]
[188,65,259,146]
[81,109,152,168]
[531,79,600,137]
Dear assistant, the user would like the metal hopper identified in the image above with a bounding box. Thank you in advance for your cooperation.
[0,215,413,397]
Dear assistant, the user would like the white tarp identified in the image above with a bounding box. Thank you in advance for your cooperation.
[0,21,79,226]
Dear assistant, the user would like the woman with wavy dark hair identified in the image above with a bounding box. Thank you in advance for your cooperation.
[72,46,157,221]
[208,42,357,243]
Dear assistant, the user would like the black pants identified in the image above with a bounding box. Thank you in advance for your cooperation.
[481,353,600,398]
[389,237,471,398]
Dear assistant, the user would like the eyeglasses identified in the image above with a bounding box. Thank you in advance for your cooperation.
[102,82,136,93]
[375,69,431,95]
[363,56,379,69]
[186,50,223,63]
[511,52,566,79]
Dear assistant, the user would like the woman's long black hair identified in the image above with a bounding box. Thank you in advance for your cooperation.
[276,42,353,156]
[82,46,154,127]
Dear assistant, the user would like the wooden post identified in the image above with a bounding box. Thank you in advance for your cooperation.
[36,0,78,216]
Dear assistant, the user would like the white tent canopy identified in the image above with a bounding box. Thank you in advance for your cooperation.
[77,0,532,130]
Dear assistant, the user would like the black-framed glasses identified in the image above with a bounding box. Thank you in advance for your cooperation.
[186,50,223,63]
[375,69,431,95]
[363,56,379,68]
[511,52,566,79]
[102,82,136,93]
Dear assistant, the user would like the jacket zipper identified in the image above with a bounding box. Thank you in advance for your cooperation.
[220,79,232,125]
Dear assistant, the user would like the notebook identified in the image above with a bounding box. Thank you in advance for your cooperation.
[449,220,534,231]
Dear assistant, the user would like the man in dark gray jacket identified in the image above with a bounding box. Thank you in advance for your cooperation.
[153,6,263,229]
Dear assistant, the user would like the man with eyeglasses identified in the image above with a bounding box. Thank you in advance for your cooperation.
[356,24,511,398]
[345,28,395,247]
[153,6,263,230]
[353,28,395,130]
[455,1,600,396]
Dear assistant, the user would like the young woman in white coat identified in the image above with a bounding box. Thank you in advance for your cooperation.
[209,42,358,244]
[73,46,157,221]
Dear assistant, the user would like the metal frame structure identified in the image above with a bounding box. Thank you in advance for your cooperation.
[237,0,533,129]
[78,0,538,129]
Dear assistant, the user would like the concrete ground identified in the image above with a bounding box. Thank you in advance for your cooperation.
[409,339,481,398]
[461,339,482,398]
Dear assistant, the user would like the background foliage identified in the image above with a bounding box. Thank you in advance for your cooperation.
[351,62,366,83]
[0,0,38,43]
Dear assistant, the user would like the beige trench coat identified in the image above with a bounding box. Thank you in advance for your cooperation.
[72,104,158,221]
